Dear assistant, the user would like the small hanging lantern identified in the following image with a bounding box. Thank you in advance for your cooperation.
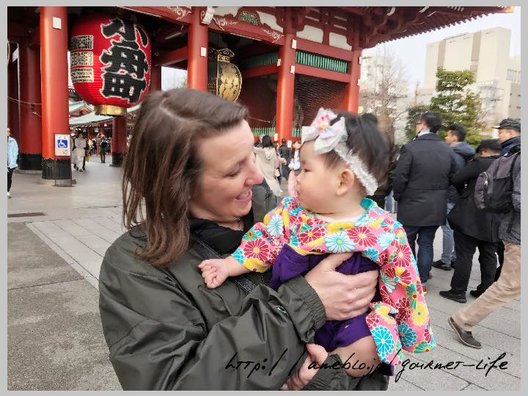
[70,15,151,116]
[208,48,242,101]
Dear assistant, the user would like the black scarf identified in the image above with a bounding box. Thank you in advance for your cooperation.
[189,212,254,256]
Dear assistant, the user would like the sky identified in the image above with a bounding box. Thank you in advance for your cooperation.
[363,6,521,92]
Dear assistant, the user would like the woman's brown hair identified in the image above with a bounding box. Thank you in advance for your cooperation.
[122,88,248,266]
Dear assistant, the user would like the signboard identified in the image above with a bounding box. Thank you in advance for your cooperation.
[55,133,71,157]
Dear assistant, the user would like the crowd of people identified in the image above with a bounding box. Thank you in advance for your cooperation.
[392,113,520,349]
[70,131,110,171]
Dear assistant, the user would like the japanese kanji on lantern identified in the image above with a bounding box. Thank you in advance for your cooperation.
[70,15,151,116]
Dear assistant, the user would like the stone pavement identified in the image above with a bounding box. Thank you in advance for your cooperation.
[7,157,521,391]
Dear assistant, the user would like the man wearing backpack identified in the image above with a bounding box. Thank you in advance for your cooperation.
[448,118,520,349]
[439,140,502,303]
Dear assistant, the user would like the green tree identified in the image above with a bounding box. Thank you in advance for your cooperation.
[429,68,482,146]
[404,105,429,143]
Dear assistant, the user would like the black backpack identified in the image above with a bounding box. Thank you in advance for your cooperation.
[474,150,520,213]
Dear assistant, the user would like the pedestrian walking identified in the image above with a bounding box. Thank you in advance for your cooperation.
[100,135,108,163]
[448,119,520,348]
[7,127,19,198]
[74,133,87,172]
[439,139,502,303]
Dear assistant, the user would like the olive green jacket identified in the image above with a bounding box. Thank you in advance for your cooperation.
[99,185,389,390]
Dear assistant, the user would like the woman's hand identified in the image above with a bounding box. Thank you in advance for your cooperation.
[280,344,328,390]
[305,253,378,321]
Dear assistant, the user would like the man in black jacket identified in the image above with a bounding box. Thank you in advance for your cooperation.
[432,124,475,271]
[393,112,458,291]
[439,139,502,303]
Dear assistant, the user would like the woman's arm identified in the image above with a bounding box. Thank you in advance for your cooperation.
[99,242,325,390]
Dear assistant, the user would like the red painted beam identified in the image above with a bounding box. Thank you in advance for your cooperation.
[342,47,362,112]
[208,14,285,46]
[121,6,193,24]
[241,64,278,79]
[40,7,69,160]
[295,64,349,83]
[276,33,296,142]
[296,37,353,61]
[187,8,208,91]
[19,41,42,156]
[154,46,188,67]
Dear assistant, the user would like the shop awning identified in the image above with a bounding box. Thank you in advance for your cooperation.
[69,103,141,127]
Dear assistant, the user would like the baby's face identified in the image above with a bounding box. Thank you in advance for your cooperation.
[295,141,341,214]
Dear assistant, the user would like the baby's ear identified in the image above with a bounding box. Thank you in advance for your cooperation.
[336,168,355,196]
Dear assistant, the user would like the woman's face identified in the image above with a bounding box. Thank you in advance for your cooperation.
[189,120,263,224]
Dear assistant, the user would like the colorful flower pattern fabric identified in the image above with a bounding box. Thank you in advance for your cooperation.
[232,197,436,365]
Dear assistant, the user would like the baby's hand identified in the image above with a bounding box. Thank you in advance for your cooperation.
[198,259,229,288]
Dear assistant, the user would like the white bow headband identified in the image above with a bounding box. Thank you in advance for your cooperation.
[301,108,378,196]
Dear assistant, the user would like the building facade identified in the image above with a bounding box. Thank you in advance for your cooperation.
[7,6,511,182]
[419,27,520,126]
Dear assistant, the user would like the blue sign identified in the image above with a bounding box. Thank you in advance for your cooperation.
[55,133,71,156]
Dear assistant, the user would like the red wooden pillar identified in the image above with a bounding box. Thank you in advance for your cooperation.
[343,46,362,113]
[18,40,43,170]
[7,42,20,143]
[40,7,71,183]
[187,7,208,91]
[150,64,162,91]
[276,33,296,142]
[111,116,127,167]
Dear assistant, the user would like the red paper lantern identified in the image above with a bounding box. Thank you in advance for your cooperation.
[70,15,151,116]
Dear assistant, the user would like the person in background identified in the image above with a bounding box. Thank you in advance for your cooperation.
[287,139,302,197]
[439,139,502,303]
[278,138,291,182]
[254,135,282,197]
[448,119,520,349]
[392,111,458,292]
[432,124,475,271]
[99,134,108,163]
[74,133,87,172]
[7,127,19,198]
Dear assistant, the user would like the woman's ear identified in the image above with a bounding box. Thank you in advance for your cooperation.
[336,168,355,196]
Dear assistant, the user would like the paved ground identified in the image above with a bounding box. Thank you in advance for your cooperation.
[7,156,521,391]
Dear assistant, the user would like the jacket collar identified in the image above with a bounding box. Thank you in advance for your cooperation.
[501,136,520,155]
[414,133,442,141]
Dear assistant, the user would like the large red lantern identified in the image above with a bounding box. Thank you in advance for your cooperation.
[70,15,151,116]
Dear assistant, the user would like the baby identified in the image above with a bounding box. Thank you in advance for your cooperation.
[199,108,435,377]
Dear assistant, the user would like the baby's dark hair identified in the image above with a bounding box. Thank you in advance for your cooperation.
[327,111,390,186]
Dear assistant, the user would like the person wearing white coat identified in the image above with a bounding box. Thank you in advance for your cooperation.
[254,135,281,197]
[7,128,19,198]
[74,133,87,172]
